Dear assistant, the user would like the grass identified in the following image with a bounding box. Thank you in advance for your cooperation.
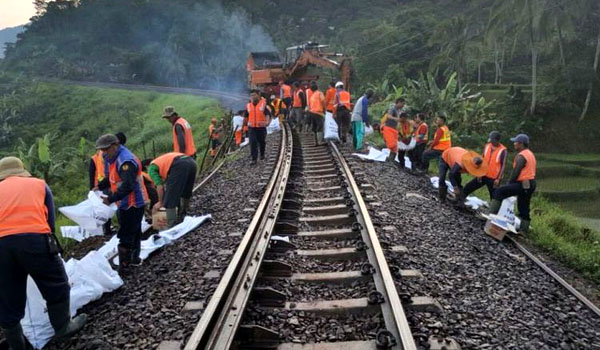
[538,177,600,192]
[537,153,600,162]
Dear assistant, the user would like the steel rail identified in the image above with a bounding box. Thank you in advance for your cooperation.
[184,123,292,350]
[330,141,417,350]
[506,235,600,318]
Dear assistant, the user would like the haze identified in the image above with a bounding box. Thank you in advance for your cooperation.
[0,0,35,29]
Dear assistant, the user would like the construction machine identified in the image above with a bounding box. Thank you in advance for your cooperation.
[246,42,352,95]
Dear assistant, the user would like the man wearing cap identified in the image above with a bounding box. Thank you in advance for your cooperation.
[148,152,197,227]
[162,106,197,158]
[96,134,148,271]
[489,134,537,232]
[463,131,507,200]
[437,147,488,203]
[0,157,87,349]
[333,81,352,143]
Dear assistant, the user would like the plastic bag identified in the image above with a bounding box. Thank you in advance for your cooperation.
[324,112,340,141]
[267,118,281,134]
[398,137,416,151]
[59,191,117,231]
[364,125,374,136]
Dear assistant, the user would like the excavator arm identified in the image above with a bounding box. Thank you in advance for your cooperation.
[286,50,352,90]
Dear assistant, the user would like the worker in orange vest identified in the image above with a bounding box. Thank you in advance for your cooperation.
[421,114,451,172]
[162,106,197,158]
[438,147,488,203]
[463,131,507,200]
[95,134,149,271]
[271,94,286,122]
[489,134,537,233]
[308,81,326,146]
[232,110,245,148]
[141,159,159,214]
[244,89,272,165]
[148,152,197,228]
[325,81,336,114]
[333,81,352,143]
[89,149,115,236]
[279,80,293,119]
[290,81,305,130]
[304,82,313,132]
[381,99,403,165]
[397,112,412,170]
[208,118,222,157]
[409,113,428,171]
[0,157,87,349]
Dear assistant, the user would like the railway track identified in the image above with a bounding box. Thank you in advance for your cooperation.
[182,123,450,350]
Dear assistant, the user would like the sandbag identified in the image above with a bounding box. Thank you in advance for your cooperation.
[59,191,117,231]
[364,125,374,136]
[497,196,519,229]
[398,137,416,151]
[267,118,281,134]
[324,112,340,142]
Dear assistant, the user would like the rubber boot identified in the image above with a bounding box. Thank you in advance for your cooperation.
[387,152,397,164]
[438,186,448,202]
[131,247,142,267]
[166,208,178,228]
[47,300,87,340]
[453,188,466,208]
[317,132,324,145]
[519,219,531,233]
[179,198,191,221]
[3,323,28,350]
[117,245,130,272]
[313,133,319,146]
[489,199,502,215]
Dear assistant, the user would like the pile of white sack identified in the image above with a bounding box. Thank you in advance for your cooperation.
[22,191,210,349]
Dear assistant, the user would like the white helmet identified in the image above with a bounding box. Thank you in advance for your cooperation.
[335,81,344,88]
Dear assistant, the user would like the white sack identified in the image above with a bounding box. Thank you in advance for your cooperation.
[267,118,281,134]
[352,146,390,162]
[364,125,374,136]
[240,137,250,147]
[60,226,103,242]
[324,112,340,142]
[398,138,416,151]
[59,191,117,231]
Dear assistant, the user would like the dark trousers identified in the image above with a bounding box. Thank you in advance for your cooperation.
[0,234,70,328]
[409,143,426,170]
[248,127,267,161]
[422,149,443,171]
[336,109,351,142]
[283,98,292,117]
[398,150,407,168]
[464,176,496,199]
[310,113,324,133]
[438,161,462,189]
[117,206,144,252]
[164,157,197,208]
[493,180,537,221]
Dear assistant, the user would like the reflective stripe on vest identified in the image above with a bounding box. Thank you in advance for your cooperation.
[442,147,467,168]
[398,121,412,139]
[172,117,197,156]
[151,152,184,182]
[433,125,451,151]
[413,123,429,143]
[293,89,303,108]
[309,90,325,115]
[515,149,536,181]
[108,146,149,210]
[0,177,51,237]
[281,84,292,98]
[247,99,268,128]
[483,143,507,179]
[336,91,351,110]
[92,151,105,186]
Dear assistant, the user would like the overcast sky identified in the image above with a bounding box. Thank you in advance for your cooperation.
[0,0,35,29]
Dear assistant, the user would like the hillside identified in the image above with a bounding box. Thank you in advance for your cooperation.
[0,25,24,58]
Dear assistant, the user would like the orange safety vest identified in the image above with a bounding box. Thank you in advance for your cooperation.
[247,98,268,128]
[336,90,351,110]
[325,87,336,112]
[398,121,412,139]
[273,98,285,116]
[293,89,303,108]
[305,89,313,107]
[209,123,220,139]
[414,122,429,144]
[0,176,51,237]
[433,125,451,151]
[151,152,184,182]
[442,147,467,169]
[309,90,325,116]
[281,84,292,98]
[483,143,507,179]
[515,149,536,181]
[172,117,197,156]
[92,150,105,186]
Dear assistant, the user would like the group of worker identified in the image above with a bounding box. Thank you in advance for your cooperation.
[276,80,372,149]
[0,105,205,348]
[377,98,536,232]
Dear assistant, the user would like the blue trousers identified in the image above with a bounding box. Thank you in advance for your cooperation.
[0,234,70,328]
